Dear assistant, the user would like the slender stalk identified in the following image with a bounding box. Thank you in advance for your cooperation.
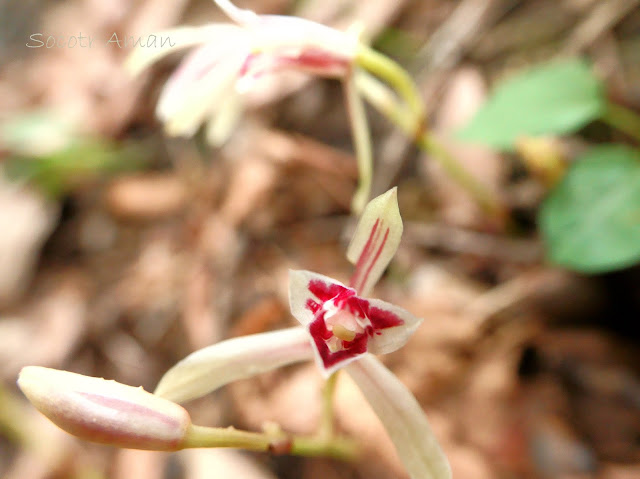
[417,133,504,218]
[355,72,504,219]
[183,425,271,450]
[355,44,425,123]
[601,102,640,143]
[318,372,339,440]
[291,434,358,460]
[182,424,358,461]
[344,71,374,214]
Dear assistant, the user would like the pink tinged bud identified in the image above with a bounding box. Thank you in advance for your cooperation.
[17,366,191,451]
[346,356,452,479]
[289,270,422,377]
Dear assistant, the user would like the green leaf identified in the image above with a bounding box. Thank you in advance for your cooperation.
[2,110,145,198]
[458,59,605,150]
[540,145,640,273]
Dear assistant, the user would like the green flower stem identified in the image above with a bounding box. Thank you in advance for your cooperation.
[344,72,373,214]
[355,71,504,219]
[355,44,425,123]
[417,133,504,218]
[290,434,358,460]
[182,424,358,461]
[318,371,339,440]
[601,102,640,143]
[182,425,271,450]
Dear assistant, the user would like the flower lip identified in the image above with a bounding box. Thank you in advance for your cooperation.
[290,270,414,377]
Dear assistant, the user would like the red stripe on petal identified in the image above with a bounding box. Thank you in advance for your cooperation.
[349,219,380,292]
[360,227,390,293]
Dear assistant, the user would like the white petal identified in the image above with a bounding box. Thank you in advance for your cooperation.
[124,24,241,76]
[214,0,260,26]
[288,269,350,326]
[214,0,358,62]
[154,327,313,403]
[347,187,403,296]
[346,355,451,479]
[205,89,244,146]
[365,298,423,355]
[159,50,246,137]
[253,15,358,61]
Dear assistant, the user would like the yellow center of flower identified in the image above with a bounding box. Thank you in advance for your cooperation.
[323,304,369,349]
[332,324,357,342]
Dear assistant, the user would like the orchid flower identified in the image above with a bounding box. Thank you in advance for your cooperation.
[126,0,358,144]
[155,187,451,479]
[288,188,420,376]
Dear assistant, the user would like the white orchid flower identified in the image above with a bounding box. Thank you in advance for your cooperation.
[156,187,451,479]
[287,187,420,376]
[126,0,358,143]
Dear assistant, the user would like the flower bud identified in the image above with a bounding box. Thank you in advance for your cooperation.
[18,366,191,451]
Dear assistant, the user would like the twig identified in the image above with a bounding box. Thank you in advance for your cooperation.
[405,221,542,264]
[563,0,640,55]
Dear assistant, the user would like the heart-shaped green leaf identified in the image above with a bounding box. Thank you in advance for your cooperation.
[540,145,640,273]
[458,59,605,150]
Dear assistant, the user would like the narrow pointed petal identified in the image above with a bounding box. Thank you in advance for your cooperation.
[214,0,260,26]
[214,1,357,60]
[154,327,313,403]
[18,367,191,451]
[252,16,358,61]
[205,90,244,145]
[288,269,351,326]
[346,355,451,479]
[124,25,240,76]
[159,55,245,137]
[156,35,249,137]
[363,298,423,355]
[347,187,403,296]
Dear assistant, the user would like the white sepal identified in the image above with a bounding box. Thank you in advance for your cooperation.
[346,355,451,479]
[154,327,313,403]
[205,89,244,146]
[214,0,260,26]
[157,40,248,137]
[251,15,358,60]
[124,25,241,76]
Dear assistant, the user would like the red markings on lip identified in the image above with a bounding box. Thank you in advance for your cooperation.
[304,277,404,371]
